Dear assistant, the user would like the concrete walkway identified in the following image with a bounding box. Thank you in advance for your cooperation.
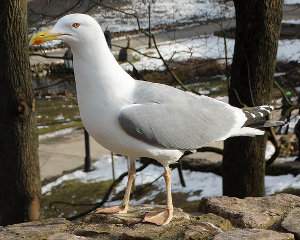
[39,129,109,180]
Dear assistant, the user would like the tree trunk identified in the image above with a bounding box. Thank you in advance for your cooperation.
[223,0,283,197]
[0,0,41,225]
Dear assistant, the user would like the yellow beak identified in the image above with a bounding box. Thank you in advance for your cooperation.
[30,31,60,45]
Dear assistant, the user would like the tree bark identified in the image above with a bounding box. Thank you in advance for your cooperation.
[223,0,283,197]
[0,0,41,225]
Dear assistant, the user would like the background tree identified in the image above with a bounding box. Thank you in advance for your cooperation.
[223,0,283,197]
[0,0,41,225]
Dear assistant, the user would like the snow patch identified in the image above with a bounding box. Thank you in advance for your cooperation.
[121,35,235,71]
[120,35,300,71]
[93,0,234,33]
[43,154,300,203]
[39,128,77,141]
[282,19,300,24]
[285,0,300,4]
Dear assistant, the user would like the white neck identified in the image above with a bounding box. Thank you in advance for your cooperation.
[70,28,135,106]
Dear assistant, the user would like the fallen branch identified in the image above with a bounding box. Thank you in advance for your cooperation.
[197,146,223,155]
[34,78,72,91]
[30,53,67,60]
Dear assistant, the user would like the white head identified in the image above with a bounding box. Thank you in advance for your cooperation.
[30,14,105,49]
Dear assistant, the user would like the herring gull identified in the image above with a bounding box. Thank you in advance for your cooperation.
[31,14,281,225]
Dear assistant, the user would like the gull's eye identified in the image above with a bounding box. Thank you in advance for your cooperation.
[72,23,80,29]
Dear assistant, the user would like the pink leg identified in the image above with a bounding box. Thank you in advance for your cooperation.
[143,166,174,225]
[96,158,136,214]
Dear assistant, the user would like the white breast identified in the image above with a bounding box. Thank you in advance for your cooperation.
[71,33,183,165]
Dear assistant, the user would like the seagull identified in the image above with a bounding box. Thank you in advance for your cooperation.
[31,14,281,225]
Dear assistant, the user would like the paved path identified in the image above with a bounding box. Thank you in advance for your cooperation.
[39,129,109,180]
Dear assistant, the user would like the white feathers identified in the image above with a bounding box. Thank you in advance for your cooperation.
[230,127,265,137]
[214,106,248,141]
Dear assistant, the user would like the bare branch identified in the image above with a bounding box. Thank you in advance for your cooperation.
[34,78,72,91]
[112,43,161,59]
[29,0,83,19]
[30,53,66,60]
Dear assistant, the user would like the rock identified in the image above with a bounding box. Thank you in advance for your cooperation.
[76,205,224,240]
[0,205,228,240]
[1,200,299,240]
[48,232,87,240]
[213,229,295,240]
[0,218,71,240]
[200,194,300,229]
[282,208,300,240]
[193,213,233,231]
[84,204,190,225]
[183,222,222,240]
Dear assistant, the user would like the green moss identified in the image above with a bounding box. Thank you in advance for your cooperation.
[36,96,81,135]
[42,179,112,219]
[42,177,204,219]
[37,121,83,135]
[277,187,300,196]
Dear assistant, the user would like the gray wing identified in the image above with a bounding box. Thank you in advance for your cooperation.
[119,81,245,150]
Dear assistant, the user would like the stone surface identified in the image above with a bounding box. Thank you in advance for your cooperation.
[1,197,300,240]
[84,204,190,225]
[48,232,86,240]
[0,206,228,240]
[213,229,295,240]
[76,205,224,240]
[282,208,300,240]
[200,194,300,229]
[193,213,233,231]
[0,218,71,240]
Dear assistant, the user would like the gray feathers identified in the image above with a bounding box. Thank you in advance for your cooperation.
[119,81,245,150]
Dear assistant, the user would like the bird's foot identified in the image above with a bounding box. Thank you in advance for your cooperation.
[95,206,128,214]
[143,208,173,225]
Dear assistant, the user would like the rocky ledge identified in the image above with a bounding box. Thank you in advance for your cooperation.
[1,194,300,240]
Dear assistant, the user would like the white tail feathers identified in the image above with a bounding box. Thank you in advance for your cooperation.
[230,127,265,137]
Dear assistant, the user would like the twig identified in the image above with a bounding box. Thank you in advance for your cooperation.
[112,43,160,59]
[274,79,293,106]
[29,0,83,19]
[49,201,95,208]
[34,78,72,91]
[177,159,186,187]
[90,0,202,95]
[151,35,201,95]
[30,53,67,60]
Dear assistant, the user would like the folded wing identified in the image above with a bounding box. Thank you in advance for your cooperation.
[119,89,247,150]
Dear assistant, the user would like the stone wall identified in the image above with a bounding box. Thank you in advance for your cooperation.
[1,194,299,240]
